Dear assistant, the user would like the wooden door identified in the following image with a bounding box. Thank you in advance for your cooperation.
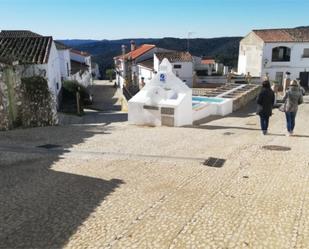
[299,72,309,89]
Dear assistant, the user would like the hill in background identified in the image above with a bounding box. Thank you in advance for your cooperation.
[59,37,242,79]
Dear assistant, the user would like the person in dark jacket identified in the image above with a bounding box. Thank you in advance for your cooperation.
[257,81,275,135]
[282,80,303,136]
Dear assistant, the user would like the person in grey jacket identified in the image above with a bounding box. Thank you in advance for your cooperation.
[282,80,303,136]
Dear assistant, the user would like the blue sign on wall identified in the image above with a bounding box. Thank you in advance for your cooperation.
[160,73,166,82]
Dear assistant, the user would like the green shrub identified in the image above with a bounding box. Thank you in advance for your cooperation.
[63,80,87,94]
[63,80,91,101]
[22,76,50,96]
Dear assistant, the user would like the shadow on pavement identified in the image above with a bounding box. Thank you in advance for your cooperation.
[59,111,128,126]
[188,124,261,131]
[0,124,124,248]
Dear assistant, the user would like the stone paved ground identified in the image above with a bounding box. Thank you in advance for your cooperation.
[0,93,309,248]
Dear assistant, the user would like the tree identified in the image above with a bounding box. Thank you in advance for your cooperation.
[105,69,114,82]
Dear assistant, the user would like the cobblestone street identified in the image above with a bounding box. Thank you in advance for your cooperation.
[0,95,309,248]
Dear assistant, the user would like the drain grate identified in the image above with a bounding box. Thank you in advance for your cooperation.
[262,145,291,151]
[37,144,62,149]
[203,157,226,168]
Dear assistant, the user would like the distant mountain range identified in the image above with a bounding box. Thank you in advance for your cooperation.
[59,37,242,79]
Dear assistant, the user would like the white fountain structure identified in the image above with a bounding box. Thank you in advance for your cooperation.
[128,59,193,127]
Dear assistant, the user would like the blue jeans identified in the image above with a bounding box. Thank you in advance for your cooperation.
[260,115,269,131]
[285,112,297,132]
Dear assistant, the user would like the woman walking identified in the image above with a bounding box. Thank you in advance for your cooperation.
[282,80,303,136]
[257,81,275,135]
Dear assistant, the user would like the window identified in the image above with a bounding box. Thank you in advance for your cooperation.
[303,48,309,58]
[272,46,291,62]
[196,70,208,76]
[174,64,182,69]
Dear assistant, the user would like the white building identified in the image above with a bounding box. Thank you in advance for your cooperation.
[91,62,101,80]
[154,52,194,87]
[0,31,62,101]
[114,41,171,89]
[137,59,154,86]
[114,43,156,89]
[55,41,71,81]
[238,27,309,88]
[70,49,92,87]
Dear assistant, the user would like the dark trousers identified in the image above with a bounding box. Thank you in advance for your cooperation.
[259,115,270,131]
[285,112,297,132]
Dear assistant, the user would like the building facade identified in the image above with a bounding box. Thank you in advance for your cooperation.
[55,41,71,81]
[154,52,194,87]
[0,32,62,100]
[238,27,309,88]
[70,49,92,87]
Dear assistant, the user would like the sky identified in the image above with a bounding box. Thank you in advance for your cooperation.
[0,0,309,40]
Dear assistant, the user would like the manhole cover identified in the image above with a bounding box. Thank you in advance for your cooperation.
[37,144,62,149]
[223,132,234,136]
[262,145,291,151]
[203,157,226,168]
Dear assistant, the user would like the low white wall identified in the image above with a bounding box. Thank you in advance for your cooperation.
[192,97,233,121]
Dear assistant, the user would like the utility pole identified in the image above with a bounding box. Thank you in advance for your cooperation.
[187,32,194,53]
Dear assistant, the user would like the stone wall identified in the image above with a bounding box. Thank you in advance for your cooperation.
[0,63,22,130]
[0,65,10,130]
[232,85,261,111]
[20,76,58,127]
[0,63,58,130]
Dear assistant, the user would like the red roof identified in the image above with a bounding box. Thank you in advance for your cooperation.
[115,44,155,60]
[70,49,90,57]
[201,59,216,65]
[253,27,309,42]
[155,51,193,62]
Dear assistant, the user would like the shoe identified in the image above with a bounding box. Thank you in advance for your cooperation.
[262,130,267,135]
[286,132,292,137]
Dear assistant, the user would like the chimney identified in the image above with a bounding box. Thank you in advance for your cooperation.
[121,45,126,56]
[130,40,136,51]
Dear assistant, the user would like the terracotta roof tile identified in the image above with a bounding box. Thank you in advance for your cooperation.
[0,36,52,64]
[201,59,216,65]
[0,30,41,38]
[70,49,91,57]
[155,51,193,62]
[115,44,155,60]
[253,27,309,42]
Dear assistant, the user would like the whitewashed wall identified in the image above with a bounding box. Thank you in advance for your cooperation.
[262,42,309,82]
[238,31,309,83]
[154,55,193,87]
[47,42,62,96]
[70,71,92,88]
[138,65,153,85]
[238,32,264,77]
[57,49,71,80]
[19,42,61,98]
